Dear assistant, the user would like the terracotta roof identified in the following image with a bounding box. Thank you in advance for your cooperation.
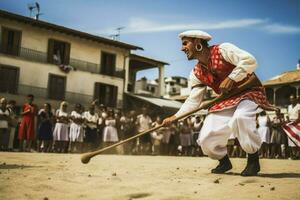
[263,69,300,86]
[130,53,169,66]
[0,9,142,50]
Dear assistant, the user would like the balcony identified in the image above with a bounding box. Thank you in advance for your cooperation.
[0,46,125,79]
[16,84,93,104]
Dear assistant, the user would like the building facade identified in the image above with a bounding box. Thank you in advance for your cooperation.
[263,60,300,107]
[164,76,188,98]
[0,10,142,109]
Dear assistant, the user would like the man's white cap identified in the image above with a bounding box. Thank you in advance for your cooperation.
[179,30,212,41]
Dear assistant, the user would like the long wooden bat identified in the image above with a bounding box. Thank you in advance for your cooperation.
[81,73,275,164]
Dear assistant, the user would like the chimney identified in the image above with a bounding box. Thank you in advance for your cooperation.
[297,59,300,70]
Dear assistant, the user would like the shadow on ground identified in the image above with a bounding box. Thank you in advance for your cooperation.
[225,172,300,178]
[0,163,41,170]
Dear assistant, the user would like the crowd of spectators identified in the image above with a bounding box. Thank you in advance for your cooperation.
[0,94,299,160]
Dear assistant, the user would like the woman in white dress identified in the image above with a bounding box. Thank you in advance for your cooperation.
[257,111,271,158]
[69,104,84,153]
[53,101,69,153]
[102,109,119,153]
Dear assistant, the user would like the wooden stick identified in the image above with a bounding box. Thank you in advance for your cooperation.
[81,74,273,164]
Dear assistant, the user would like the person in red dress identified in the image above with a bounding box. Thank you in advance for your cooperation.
[18,94,37,151]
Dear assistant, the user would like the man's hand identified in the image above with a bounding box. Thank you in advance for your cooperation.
[162,115,177,126]
[219,77,235,94]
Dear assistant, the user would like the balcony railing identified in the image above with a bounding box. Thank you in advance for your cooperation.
[16,84,93,104]
[0,46,125,79]
[69,58,99,73]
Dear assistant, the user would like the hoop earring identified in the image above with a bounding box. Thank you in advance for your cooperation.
[195,43,203,52]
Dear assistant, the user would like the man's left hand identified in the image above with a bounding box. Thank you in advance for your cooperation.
[219,77,235,94]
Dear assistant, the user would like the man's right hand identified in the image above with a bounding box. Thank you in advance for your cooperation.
[162,115,177,126]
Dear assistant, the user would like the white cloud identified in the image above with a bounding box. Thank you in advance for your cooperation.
[123,18,267,33]
[93,17,300,36]
[263,23,300,34]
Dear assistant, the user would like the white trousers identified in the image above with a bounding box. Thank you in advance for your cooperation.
[197,100,262,160]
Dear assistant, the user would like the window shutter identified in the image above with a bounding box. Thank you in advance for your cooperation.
[12,30,21,56]
[47,39,55,63]
[1,28,9,52]
[63,42,71,65]
[112,86,118,107]
[111,54,116,75]
[94,82,100,101]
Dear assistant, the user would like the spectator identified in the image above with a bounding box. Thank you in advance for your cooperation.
[136,107,152,154]
[151,116,163,155]
[270,110,286,158]
[18,94,37,152]
[160,124,172,156]
[287,95,300,159]
[168,123,180,156]
[102,109,119,153]
[192,115,203,156]
[257,111,271,158]
[179,118,192,156]
[53,101,69,153]
[69,103,85,153]
[37,103,54,152]
[83,104,99,151]
[0,98,10,151]
[7,100,18,151]
[123,110,137,154]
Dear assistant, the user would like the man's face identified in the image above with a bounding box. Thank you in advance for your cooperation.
[27,96,33,104]
[290,96,296,104]
[181,37,196,60]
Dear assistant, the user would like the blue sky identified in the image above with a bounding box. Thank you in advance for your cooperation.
[1,0,300,81]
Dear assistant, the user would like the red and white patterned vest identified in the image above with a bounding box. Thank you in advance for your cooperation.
[193,45,271,112]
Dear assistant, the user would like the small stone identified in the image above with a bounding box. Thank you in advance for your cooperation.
[88,174,91,177]
[239,183,245,186]
[194,170,197,172]
[43,197,49,200]
[112,172,117,176]
[257,195,260,198]
[260,185,264,187]
[176,167,180,170]
[214,178,221,184]
[194,191,197,194]
[2,162,6,166]
[48,177,51,180]
[270,187,275,191]
[7,177,9,180]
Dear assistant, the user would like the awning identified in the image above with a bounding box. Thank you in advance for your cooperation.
[125,93,182,109]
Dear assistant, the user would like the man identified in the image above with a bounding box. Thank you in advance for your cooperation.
[286,95,300,159]
[136,107,152,154]
[0,98,11,151]
[163,30,272,176]
[7,100,18,151]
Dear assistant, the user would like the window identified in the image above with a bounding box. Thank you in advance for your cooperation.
[47,39,70,65]
[94,82,118,107]
[48,74,66,100]
[1,27,22,56]
[0,65,19,94]
[100,52,116,76]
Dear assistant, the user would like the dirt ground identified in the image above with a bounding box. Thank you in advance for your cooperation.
[0,152,299,200]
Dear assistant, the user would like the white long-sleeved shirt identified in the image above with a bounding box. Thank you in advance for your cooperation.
[175,43,257,117]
